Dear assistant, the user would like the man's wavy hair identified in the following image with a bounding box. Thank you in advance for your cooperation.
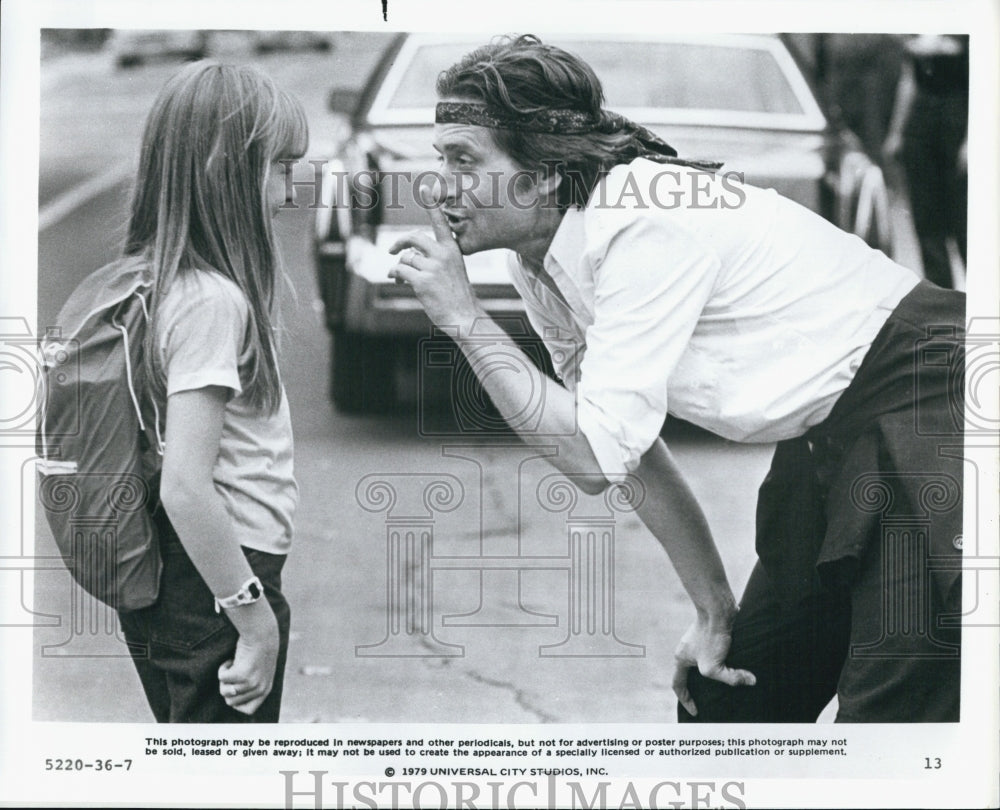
[436,35,643,210]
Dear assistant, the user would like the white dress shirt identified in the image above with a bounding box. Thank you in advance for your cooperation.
[507,158,919,481]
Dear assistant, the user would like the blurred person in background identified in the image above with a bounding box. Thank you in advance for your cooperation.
[883,34,969,289]
[787,33,905,162]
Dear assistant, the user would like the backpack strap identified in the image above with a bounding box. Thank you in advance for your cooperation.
[37,337,68,465]
[112,314,144,431]
[136,293,166,456]
[112,290,166,457]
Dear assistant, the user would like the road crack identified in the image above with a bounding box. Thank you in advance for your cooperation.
[461,669,559,723]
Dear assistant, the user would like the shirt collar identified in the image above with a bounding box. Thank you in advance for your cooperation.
[543,205,587,279]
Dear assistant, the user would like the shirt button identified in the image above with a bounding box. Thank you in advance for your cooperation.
[952,535,963,550]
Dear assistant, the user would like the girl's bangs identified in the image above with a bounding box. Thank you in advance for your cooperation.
[271,90,309,161]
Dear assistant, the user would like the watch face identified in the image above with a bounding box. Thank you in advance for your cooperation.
[248,581,262,599]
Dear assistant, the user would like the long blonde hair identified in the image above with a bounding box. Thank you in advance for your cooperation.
[126,61,308,414]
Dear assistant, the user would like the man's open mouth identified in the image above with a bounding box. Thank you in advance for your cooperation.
[443,210,468,234]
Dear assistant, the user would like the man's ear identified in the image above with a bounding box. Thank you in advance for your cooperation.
[536,161,563,201]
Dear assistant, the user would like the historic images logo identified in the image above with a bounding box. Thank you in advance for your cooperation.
[280,770,748,810]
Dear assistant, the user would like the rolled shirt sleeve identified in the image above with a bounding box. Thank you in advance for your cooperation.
[514,158,922,482]
[157,271,249,396]
[574,211,721,481]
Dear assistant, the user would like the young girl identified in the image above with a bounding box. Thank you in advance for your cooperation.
[116,61,307,722]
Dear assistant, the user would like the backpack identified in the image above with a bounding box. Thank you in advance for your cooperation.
[36,254,164,611]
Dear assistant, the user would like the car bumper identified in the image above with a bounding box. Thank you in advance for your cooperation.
[328,232,526,336]
[340,276,526,335]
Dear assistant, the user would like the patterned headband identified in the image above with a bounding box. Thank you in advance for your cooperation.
[435,101,723,171]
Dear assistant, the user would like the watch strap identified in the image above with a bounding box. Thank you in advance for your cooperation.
[214,576,264,613]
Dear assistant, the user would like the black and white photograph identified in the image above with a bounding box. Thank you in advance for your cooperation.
[1,0,997,808]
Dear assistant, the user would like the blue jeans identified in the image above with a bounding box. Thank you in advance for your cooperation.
[118,510,291,723]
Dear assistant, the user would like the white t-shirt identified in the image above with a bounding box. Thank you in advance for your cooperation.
[157,268,297,554]
[507,158,920,482]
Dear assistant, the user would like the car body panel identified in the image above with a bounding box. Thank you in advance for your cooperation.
[366,34,827,129]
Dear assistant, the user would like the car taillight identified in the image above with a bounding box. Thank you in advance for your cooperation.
[350,155,384,240]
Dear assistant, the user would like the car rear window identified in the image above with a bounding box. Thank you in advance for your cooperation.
[387,40,804,115]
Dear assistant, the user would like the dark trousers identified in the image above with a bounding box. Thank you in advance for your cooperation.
[680,282,964,723]
[901,92,968,289]
[677,553,961,723]
[118,512,291,723]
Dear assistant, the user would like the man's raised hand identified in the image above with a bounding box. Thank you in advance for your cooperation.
[387,185,482,327]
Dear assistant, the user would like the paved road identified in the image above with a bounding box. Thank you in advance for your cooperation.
[30,37,933,724]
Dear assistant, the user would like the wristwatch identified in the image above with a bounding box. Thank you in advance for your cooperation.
[214,576,264,613]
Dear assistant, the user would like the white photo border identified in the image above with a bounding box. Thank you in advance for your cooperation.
[2,0,997,808]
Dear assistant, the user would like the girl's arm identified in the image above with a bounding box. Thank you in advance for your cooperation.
[159,385,280,716]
